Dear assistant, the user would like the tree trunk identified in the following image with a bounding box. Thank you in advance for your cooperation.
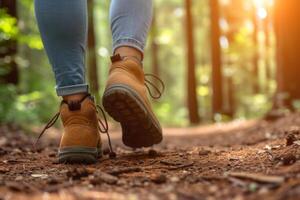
[87,0,100,102]
[252,5,259,94]
[0,0,18,85]
[263,8,271,86]
[185,0,200,124]
[273,0,300,109]
[210,0,223,117]
[226,76,235,117]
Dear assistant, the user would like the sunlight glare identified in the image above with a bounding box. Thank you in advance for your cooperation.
[257,7,267,19]
[220,36,229,49]
[253,0,263,7]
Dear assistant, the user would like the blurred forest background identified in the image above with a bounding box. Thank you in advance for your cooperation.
[0,0,298,128]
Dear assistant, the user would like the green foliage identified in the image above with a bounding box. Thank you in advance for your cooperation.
[19,35,43,50]
[0,0,56,127]
[0,9,18,41]
[0,7,42,50]
[0,85,59,126]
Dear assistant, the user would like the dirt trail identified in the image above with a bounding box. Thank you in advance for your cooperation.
[1,114,300,200]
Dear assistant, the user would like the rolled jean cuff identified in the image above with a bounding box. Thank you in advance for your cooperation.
[56,84,89,96]
[112,38,144,54]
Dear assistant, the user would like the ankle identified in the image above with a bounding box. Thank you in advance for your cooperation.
[114,46,143,62]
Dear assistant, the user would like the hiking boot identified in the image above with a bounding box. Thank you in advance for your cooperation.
[102,54,163,148]
[58,94,102,163]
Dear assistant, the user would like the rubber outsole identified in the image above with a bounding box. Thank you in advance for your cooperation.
[58,146,101,164]
[102,84,163,148]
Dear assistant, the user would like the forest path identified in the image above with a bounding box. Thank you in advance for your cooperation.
[1,114,300,200]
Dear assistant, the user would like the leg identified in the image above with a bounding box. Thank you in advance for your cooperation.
[35,0,88,100]
[104,0,163,148]
[35,0,102,163]
[110,0,153,60]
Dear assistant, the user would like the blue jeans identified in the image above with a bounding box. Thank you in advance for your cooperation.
[34,0,153,96]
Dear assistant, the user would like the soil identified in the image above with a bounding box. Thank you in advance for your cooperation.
[1,114,300,200]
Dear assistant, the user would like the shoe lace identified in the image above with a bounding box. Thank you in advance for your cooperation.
[34,111,60,147]
[118,55,165,99]
[144,73,165,99]
[96,104,116,158]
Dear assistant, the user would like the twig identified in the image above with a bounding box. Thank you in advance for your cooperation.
[106,167,142,175]
[168,162,194,170]
[160,160,180,166]
[227,172,285,184]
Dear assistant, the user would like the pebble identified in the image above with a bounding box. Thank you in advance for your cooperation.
[286,133,297,146]
[281,154,297,165]
[199,149,211,156]
[66,168,89,180]
[148,149,159,157]
[15,176,23,181]
[151,174,167,184]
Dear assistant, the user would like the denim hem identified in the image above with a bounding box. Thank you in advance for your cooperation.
[56,84,89,96]
[112,38,144,54]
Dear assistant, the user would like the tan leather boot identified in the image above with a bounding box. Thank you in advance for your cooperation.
[102,54,163,148]
[58,94,102,163]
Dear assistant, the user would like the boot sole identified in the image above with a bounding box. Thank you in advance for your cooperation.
[103,84,163,148]
[58,147,101,164]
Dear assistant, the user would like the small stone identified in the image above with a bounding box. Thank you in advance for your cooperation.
[52,160,60,165]
[48,152,56,157]
[229,157,240,161]
[151,174,167,184]
[198,149,211,156]
[0,167,9,173]
[109,151,117,159]
[31,174,48,179]
[294,140,300,146]
[0,148,7,156]
[117,179,127,186]
[66,168,89,180]
[148,149,159,157]
[208,185,218,193]
[248,183,258,192]
[102,148,110,155]
[15,176,23,181]
[47,178,59,185]
[282,154,297,165]
[86,167,97,174]
[170,176,180,183]
[286,134,297,146]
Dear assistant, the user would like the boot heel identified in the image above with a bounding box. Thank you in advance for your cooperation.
[58,147,101,164]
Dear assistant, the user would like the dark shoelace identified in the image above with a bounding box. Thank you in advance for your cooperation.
[35,75,164,157]
[35,111,60,147]
[144,73,165,99]
[96,104,116,158]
